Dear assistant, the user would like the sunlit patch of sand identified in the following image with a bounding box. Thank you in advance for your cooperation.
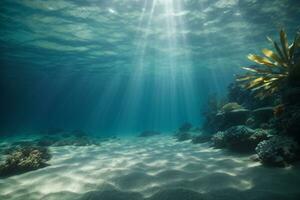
[0,135,300,200]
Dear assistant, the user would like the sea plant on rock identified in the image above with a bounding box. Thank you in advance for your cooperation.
[237,29,300,99]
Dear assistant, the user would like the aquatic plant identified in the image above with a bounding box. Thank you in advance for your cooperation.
[237,29,300,99]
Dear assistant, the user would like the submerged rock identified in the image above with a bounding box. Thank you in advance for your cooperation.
[211,131,226,148]
[255,136,299,167]
[212,126,270,153]
[274,106,300,142]
[252,107,274,124]
[227,126,270,152]
[0,146,51,178]
[138,131,161,137]
[214,108,250,131]
[222,126,256,152]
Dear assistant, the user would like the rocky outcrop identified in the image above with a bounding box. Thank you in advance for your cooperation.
[255,136,299,167]
[252,107,274,124]
[0,146,51,178]
[211,126,270,153]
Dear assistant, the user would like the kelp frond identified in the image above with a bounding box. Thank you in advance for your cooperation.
[237,29,300,99]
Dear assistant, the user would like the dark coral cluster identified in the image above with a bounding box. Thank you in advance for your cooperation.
[255,136,299,167]
[0,146,51,178]
[0,130,109,178]
[203,80,300,167]
[200,29,300,167]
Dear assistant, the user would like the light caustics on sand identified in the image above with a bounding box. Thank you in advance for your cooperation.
[0,136,261,199]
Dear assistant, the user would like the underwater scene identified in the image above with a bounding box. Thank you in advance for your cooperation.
[1,0,300,199]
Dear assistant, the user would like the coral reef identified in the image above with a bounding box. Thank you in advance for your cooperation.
[273,106,300,142]
[222,126,255,152]
[201,95,224,134]
[202,29,300,167]
[211,132,226,148]
[228,81,273,109]
[0,146,51,178]
[215,107,251,131]
[212,126,270,153]
[256,136,299,167]
[252,107,274,125]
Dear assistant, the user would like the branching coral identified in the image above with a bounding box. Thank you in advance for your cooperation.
[237,29,300,99]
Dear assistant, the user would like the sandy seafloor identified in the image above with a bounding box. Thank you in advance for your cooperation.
[1,135,300,200]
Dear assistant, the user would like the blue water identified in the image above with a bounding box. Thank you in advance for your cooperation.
[0,0,299,136]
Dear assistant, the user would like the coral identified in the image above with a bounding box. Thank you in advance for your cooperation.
[255,136,299,167]
[211,132,226,148]
[221,102,243,113]
[272,106,300,141]
[223,126,256,152]
[252,107,274,125]
[201,95,225,134]
[228,81,273,109]
[0,146,51,178]
[212,126,270,153]
[213,108,250,132]
[237,29,300,99]
[249,129,271,144]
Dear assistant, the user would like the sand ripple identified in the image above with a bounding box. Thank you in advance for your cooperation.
[0,135,300,200]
